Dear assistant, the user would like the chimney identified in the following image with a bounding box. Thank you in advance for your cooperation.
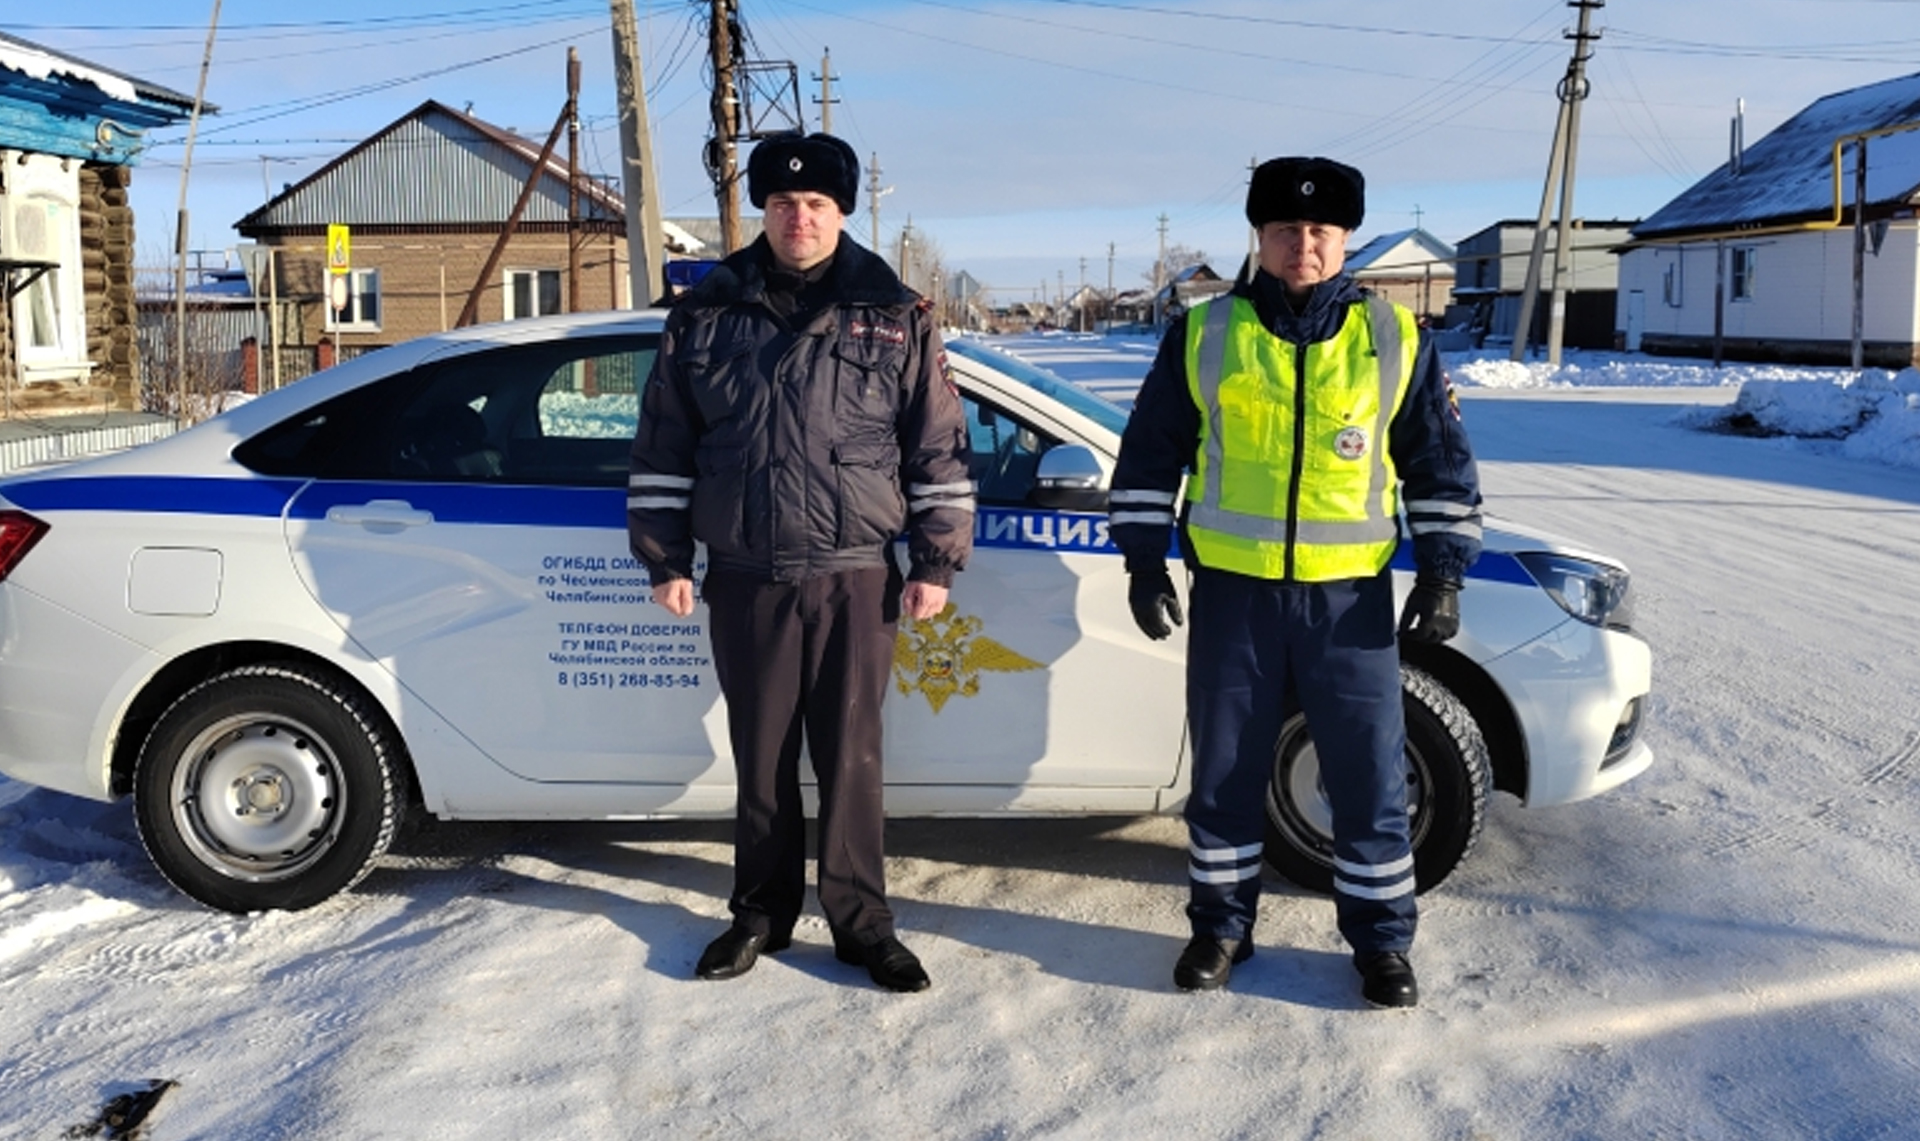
[1729,98,1746,176]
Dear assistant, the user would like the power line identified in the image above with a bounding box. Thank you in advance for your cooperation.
[119,17,607,75]
[1021,0,1595,44]
[888,0,1512,87]
[148,31,589,141]
[1320,0,1565,156]
[10,1,676,37]
[1589,51,1698,184]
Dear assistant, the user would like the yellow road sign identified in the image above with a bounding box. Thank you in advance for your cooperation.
[327,224,351,275]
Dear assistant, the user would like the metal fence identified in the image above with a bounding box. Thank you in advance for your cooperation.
[135,303,263,412]
[0,419,178,475]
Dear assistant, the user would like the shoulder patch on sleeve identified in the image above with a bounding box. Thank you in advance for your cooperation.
[1443,372,1463,421]
[937,348,957,398]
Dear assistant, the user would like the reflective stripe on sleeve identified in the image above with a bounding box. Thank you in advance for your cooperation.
[910,480,976,497]
[630,473,695,490]
[627,495,690,511]
[1110,488,1178,506]
[910,494,977,515]
[1110,509,1176,527]
[1407,518,1483,539]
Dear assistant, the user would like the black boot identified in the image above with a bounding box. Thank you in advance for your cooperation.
[1174,934,1252,991]
[834,933,931,993]
[695,924,791,981]
[1355,951,1418,1008]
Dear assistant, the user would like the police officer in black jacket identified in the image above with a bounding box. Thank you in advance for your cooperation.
[627,133,974,992]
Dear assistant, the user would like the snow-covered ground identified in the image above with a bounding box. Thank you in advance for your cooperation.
[991,331,1920,472]
[6,334,1920,1139]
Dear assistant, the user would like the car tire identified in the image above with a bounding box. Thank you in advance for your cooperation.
[1262,664,1492,895]
[133,663,403,913]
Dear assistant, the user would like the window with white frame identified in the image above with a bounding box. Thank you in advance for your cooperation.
[325,268,382,332]
[505,269,562,320]
[1730,246,1757,301]
[1662,255,1684,308]
[4,153,88,380]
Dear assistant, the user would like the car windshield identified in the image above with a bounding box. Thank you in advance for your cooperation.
[944,338,1130,437]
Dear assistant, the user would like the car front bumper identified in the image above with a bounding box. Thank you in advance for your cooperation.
[1484,618,1654,807]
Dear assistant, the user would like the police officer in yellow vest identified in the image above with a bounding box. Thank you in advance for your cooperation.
[1110,156,1482,1008]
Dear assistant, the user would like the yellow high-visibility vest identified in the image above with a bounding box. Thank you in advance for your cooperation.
[1182,293,1416,581]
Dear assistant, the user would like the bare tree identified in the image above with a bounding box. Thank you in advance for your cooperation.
[134,242,252,420]
[1144,243,1212,289]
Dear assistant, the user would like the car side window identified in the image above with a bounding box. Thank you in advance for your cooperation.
[235,336,658,487]
[507,347,654,485]
[962,394,1058,506]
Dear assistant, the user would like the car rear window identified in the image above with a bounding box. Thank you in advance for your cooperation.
[235,335,659,488]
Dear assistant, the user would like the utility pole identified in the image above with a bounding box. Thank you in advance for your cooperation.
[172,0,221,425]
[813,47,838,133]
[1713,239,1726,368]
[1153,213,1169,330]
[1512,0,1601,366]
[708,0,743,253]
[865,151,889,252]
[566,47,582,312]
[1852,136,1868,370]
[610,0,668,307]
[898,217,913,286]
[1247,156,1259,271]
[1078,256,1087,332]
[1106,241,1115,328]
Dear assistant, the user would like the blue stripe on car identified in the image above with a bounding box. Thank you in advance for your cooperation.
[1,474,1536,584]
[1,475,309,516]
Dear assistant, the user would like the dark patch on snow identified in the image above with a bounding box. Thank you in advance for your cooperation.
[62,1080,177,1140]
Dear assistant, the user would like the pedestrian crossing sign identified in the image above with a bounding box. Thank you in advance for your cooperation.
[327,224,351,276]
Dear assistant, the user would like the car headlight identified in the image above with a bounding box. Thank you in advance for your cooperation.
[1513,551,1634,631]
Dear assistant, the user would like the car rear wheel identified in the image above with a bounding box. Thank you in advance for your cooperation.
[1263,664,1491,895]
[134,664,402,912]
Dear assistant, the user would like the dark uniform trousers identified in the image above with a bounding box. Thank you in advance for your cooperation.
[1184,564,1418,956]
[703,563,901,946]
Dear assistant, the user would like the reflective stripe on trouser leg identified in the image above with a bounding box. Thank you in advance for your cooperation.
[1183,568,1288,944]
[1289,569,1417,955]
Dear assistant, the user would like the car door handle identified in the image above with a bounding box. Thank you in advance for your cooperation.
[326,499,435,529]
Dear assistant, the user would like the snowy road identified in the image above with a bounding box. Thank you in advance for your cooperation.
[5,369,1920,1138]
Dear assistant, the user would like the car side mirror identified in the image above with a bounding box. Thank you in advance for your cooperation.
[1028,443,1108,511]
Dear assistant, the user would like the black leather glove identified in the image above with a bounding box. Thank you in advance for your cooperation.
[1398,578,1461,643]
[1128,565,1185,641]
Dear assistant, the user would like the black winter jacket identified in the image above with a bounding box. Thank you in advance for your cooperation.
[628,235,974,585]
[1111,268,1482,583]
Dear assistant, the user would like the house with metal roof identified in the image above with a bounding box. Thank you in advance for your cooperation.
[1,32,196,420]
[1345,228,1455,320]
[1450,218,1637,350]
[1618,71,1920,365]
[235,100,704,363]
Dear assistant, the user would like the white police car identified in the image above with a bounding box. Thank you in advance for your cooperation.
[0,312,1651,912]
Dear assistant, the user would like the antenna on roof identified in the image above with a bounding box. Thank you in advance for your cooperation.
[1729,97,1745,176]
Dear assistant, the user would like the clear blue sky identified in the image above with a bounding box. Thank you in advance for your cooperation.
[12,0,1920,302]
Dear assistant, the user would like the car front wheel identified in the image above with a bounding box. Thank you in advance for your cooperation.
[1262,664,1492,895]
[134,663,402,912]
